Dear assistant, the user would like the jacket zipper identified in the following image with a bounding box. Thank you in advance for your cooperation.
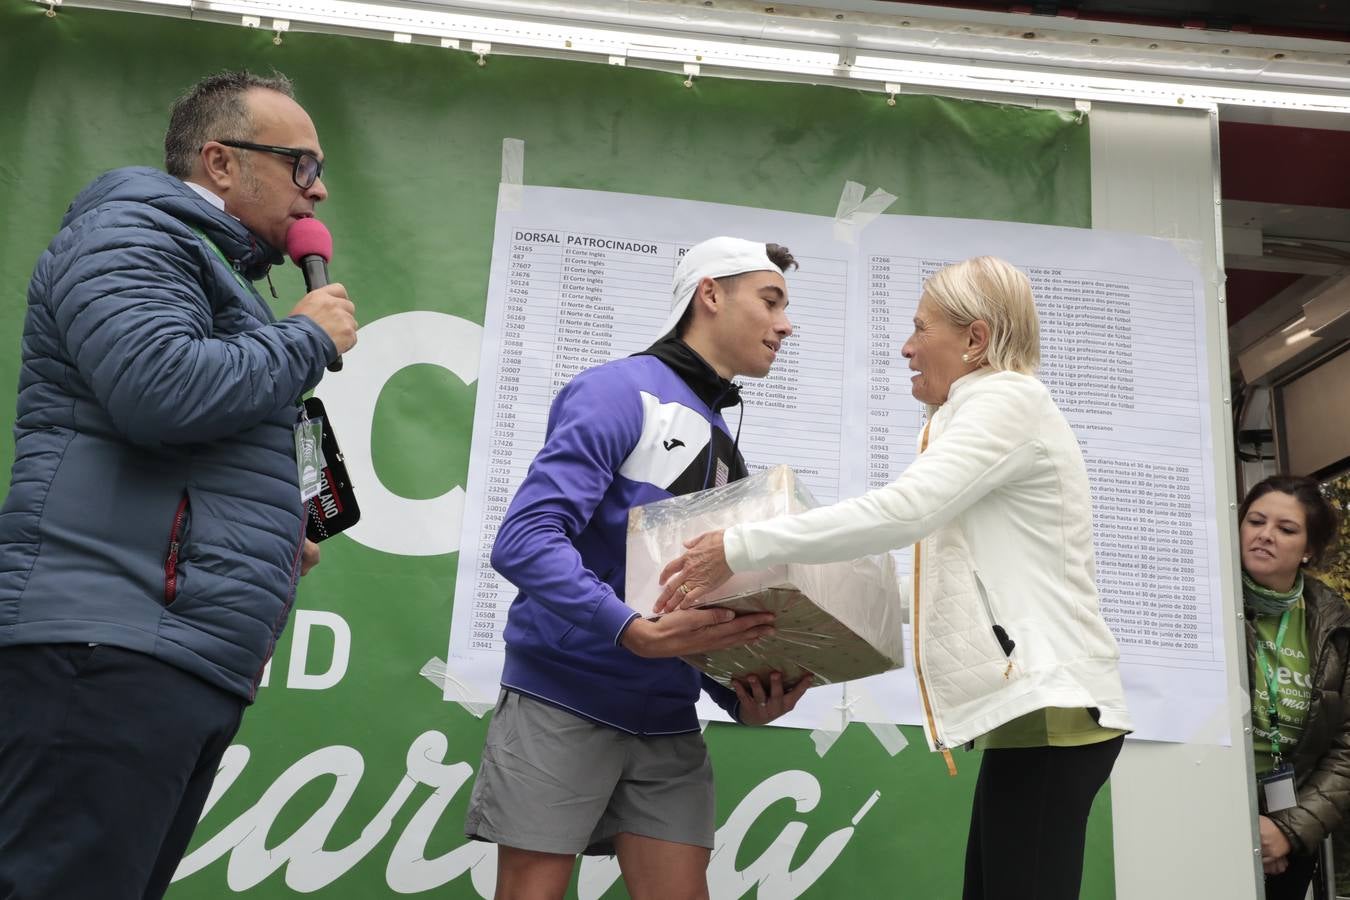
[912,421,957,776]
[1297,616,1337,768]
[164,494,189,605]
[973,571,1017,679]
[251,404,312,693]
[702,385,736,491]
[251,515,308,697]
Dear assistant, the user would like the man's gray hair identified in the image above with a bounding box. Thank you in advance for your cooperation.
[164,70,295,177]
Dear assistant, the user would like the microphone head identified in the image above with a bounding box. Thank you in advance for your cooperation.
[286,217,332,265]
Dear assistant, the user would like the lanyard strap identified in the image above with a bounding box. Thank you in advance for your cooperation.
[189,227,250,292]
[1256,608,1293,757]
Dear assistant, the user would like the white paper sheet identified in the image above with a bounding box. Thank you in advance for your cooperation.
[854,218,1227,744]
[450,185,1228,744]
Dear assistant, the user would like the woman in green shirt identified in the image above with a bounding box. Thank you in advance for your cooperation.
[1241,475,1347,900]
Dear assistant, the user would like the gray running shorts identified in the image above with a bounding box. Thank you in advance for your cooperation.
[464,689,714,856]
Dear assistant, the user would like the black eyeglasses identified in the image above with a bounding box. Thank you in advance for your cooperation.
[217,140,324,189]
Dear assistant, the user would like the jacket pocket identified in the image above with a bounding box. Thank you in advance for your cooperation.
[973,570,1017,662]
[163,493,191,606]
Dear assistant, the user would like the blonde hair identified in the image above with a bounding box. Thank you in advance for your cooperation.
[922,256,1040,374]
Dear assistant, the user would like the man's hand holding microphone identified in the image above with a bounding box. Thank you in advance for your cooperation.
[290,283,357,359]
[286,217,356,369]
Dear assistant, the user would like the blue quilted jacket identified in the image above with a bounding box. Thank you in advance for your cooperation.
[0,167,336,700]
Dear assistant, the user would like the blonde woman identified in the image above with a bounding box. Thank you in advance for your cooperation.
[656,257,1132,899]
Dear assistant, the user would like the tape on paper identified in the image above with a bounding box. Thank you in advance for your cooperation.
[499,137,525,211]
[833,180,898,244]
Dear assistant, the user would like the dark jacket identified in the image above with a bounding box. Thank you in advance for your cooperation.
[0,167,335,701]
[495,337,743,734]
[1249,576,1350,854]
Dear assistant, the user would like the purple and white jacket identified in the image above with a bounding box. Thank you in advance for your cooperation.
[493,337,747,735]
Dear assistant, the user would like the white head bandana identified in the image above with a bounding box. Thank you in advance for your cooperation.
[660,236,778,337]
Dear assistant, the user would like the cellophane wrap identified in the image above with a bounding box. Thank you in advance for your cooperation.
[626,465,904,688]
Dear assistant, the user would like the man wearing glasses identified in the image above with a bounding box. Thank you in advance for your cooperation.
[0,70,354,899]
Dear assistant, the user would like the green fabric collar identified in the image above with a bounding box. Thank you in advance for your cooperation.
[1243,569,1304,617]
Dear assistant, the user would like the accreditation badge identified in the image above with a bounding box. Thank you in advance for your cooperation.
[1259,763,1297,813]
[298,397,361,542]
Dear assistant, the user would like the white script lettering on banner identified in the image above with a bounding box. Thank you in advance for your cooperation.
[175,732,873,897]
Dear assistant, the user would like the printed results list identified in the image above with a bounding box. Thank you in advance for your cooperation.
[465,214,1217,674]
[862,257,1215,668]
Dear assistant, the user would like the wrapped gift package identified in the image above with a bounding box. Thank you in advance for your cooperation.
[625,465,904,688]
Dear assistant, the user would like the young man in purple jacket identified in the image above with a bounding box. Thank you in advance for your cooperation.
[465,237,810,898]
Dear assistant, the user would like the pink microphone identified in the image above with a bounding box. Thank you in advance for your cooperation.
[285,218,342,373]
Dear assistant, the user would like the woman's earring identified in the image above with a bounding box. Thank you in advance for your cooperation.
[961,353,970,363]
[1303,556,1311,564]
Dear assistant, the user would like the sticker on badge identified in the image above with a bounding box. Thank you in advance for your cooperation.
[295,417,326,502]
[1259,763,1297,813]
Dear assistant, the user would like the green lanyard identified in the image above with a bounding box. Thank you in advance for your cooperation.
[1256,608,1293,762]
[189,227,250,292]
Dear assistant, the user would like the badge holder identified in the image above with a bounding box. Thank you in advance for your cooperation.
[295,396,361,542]
[1259,761,1297,814]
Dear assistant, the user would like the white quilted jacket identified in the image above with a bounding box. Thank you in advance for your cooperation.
[724,367,1132,750]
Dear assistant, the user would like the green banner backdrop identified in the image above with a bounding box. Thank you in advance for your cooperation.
[0,5,1106,896]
